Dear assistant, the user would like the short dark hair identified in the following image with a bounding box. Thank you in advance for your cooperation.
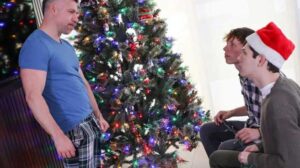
[249,45,279,73]
[42,0,53,15]
[224,27,255,45]
[249,45,259,58]
[42,0,78,14]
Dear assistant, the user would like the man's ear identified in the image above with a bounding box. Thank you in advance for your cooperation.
[48,2,58,15]
[257,54,267,67]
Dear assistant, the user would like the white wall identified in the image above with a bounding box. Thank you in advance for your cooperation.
[156,0,300,117]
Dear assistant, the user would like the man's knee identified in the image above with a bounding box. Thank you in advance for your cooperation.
[209,150,240,168]
[218,139,244,151]
[218,139,235,150]
[209,150,226,168]
[200,122,216,138]
[209,151,219,167]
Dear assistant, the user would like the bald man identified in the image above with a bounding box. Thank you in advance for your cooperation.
[19,0,109,167]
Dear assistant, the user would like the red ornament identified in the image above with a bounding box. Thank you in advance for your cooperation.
[114,121,121,129]
[127,53,133,62]
[138,113,143,119]
[145,88,151,95]
[128,114,136,121]
[129,42,137,52]
[137,35,144,41]
[29,19,35,24]
[139,7,151,13]
[143,144,152,155]
[193,112,198,118]
[139,14,153,21]
[130,123,137,133]
[99,0,107,6]
[138,7,154,21]
[111,111,116,115]
[113,155,118,160]
[97,73,108,83]
[154,37,160,44]
[19,21,24,26]
[143,78,150,85]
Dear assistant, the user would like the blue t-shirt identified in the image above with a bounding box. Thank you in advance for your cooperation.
[19,29,92,132]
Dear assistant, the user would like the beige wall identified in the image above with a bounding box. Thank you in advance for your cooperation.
[156,0,300,117]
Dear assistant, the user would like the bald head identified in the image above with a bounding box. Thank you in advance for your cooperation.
[42,0,78,15]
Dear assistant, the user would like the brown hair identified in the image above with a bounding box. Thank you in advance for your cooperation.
[224,27,254,45]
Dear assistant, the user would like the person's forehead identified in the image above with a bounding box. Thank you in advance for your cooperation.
[60,0,79,10]
[228,37,242,44]
[55,0,77,5]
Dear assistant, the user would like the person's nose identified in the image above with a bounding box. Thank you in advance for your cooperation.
[73,14,79,24]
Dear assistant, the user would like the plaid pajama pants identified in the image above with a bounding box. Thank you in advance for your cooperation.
[63,113,102,168]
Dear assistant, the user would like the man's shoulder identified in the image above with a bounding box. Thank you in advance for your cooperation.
[23,30,47,47]
[272,77,300,96]
[267,77,300,106]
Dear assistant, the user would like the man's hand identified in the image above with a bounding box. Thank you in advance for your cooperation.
[235,128,260,143]
[52,133,76,159]
[97,116,109,132]
[238,144,259,164]
[244,144,259,152]
[214,110,232,125]
[238,151,250,164]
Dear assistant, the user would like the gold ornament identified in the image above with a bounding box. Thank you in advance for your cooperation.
[110,142,118,150]
[112,99,122,109]
[98,7,108,15]
[112,51,119,60]
[122,123,130,132]
[82,36,91,45]
[129,84,136,92]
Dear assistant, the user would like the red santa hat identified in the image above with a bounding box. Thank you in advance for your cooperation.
[246,22,295,69]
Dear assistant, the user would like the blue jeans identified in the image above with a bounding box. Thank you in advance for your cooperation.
[200,121,245,157]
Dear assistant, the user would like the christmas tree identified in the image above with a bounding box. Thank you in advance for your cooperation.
[75,0,209,167]
[0,0,36,80]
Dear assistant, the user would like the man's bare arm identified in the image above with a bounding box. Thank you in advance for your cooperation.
[20,69,75,158]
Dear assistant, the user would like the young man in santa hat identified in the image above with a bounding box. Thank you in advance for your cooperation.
[209,22,300,168]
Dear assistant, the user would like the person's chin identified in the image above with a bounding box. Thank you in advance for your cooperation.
[225,59,233,64]
[62,29,73,35]
[225,59,236,65]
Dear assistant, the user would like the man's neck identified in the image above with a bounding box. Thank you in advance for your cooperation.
[251,72,280,89]
[39,20,61,42]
